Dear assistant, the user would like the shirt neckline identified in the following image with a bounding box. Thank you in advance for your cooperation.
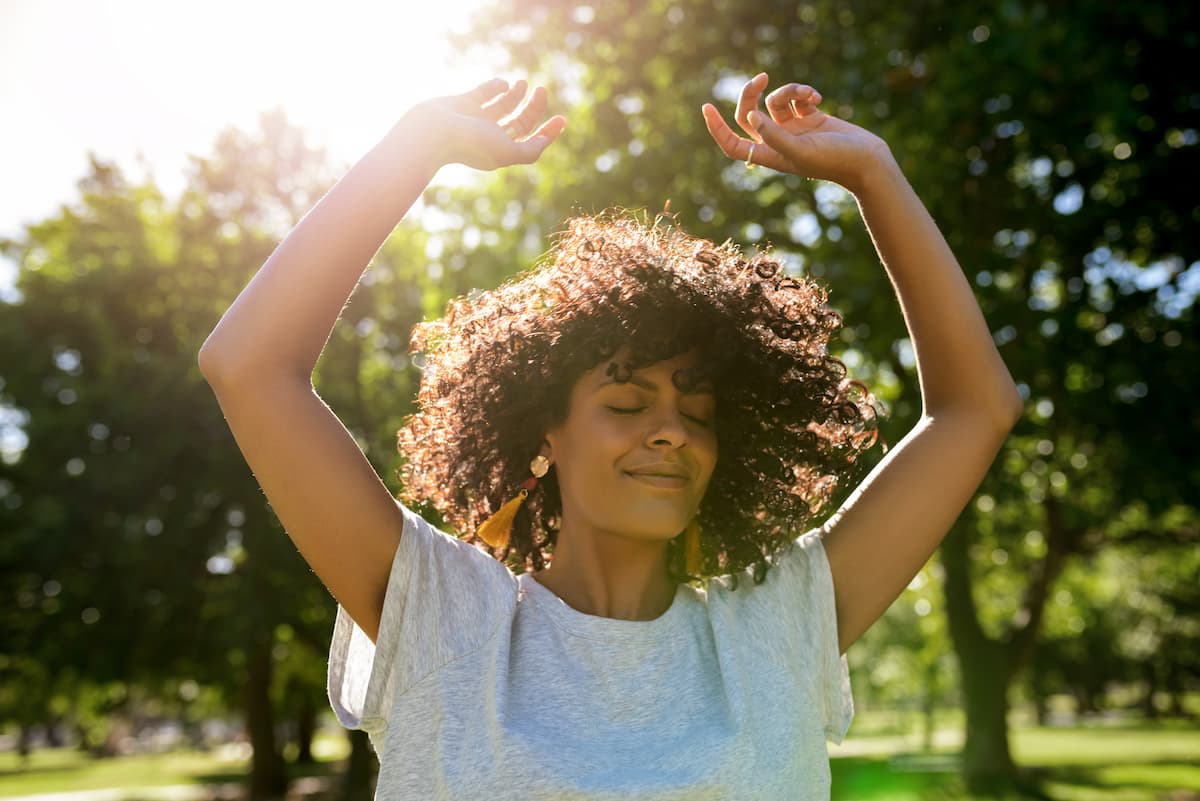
[518,572,691,641]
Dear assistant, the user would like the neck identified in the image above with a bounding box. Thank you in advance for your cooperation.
[532,521,677,621]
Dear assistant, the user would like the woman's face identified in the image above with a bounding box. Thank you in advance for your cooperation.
[543,345,718,543]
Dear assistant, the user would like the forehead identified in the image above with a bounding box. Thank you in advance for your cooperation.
[583,345,714,393]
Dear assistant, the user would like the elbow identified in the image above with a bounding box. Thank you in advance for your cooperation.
[197,340,310,388]
[927,386,1023,431]
[985,378,1025,429]
[197,344,213,379]
[1004,384,1024,426]
[197,340,227,384]
[984,387,1024,431]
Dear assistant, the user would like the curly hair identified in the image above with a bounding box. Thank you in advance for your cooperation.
[395,206,885,590]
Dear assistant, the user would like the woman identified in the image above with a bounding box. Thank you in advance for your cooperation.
[199,74,1022,799]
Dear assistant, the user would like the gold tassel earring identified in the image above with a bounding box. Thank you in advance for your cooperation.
[684,516,702,576]
[476,454,550,549]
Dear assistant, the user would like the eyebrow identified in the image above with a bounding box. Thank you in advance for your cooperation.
[597,374,716,395]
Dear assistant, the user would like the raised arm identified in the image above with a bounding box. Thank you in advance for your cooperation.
[703,73,1020,654]
[198,80,565,642]
[199,78,565,380]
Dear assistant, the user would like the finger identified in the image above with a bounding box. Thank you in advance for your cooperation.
[734,72,769,143]
[499,84,548,139]
[765,83,821,123]
[481,79,527,122]
[757,101,826,140]
[526,113,567,145]
[508,114,567,155]
[523,113,568,160]
[511,114,568,163]
[788,98,822,119]
[789,88,824,120]
[701,103,790,171]
[701,102,743,156]
[455,78,508,111]
[747,108,819,168]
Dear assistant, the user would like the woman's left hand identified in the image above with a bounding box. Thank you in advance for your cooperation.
[701,72,893,194]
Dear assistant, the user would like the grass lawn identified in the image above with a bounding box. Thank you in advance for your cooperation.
[830,716,1200,801]
[0,734,346,798]
[0,717,1196,800]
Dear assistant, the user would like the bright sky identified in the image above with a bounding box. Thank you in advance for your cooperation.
[0,0,505,298]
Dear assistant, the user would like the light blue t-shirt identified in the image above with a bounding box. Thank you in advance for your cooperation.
[328,500,853,800]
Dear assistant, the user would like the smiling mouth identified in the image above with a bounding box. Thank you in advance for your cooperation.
[625,472,688,489]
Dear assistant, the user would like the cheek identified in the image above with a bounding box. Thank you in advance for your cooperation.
[557,415,632,480]
[695,423,719,454]
[591,411,641,442]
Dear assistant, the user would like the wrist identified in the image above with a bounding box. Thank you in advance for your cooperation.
[379,107,447,175]
[848,143,901,197]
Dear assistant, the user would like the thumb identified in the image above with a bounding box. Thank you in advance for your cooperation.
[748,110,788,152]
[512,136,552,165]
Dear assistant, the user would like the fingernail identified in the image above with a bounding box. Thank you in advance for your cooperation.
[748,110,762,125]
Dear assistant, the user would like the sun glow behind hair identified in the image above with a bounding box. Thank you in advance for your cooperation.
[1,0,511,298]
[99,0,505,171]
[0,0,505,240]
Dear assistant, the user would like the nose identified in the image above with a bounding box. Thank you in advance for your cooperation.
[645,406,690,449]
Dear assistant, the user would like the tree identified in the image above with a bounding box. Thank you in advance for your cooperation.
[0,108,392,799]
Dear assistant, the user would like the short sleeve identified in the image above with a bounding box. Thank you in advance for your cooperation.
[767,527,855,744]
[326,500,517,749]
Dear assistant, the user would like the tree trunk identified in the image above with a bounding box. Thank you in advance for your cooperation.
[1028,654,1049,726]
[1072,684,1096,716]
[941,515,1062,799]
[920,660,936,752]
[45,714,66,747]
[246,638,288,800]
[75,722,90,752]
[1165,653,1191,719]
[960,648,1018,791]
[342,728,376,801]
[17,722,33,761]
[1139,657,1157,718]
[295,692,316,764]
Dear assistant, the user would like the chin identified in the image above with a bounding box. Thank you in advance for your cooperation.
[610,514,690,542]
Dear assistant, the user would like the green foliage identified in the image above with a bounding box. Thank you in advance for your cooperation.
[0,110,360,735]
[0,2,1195,794]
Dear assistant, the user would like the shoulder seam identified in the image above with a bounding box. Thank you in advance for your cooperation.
[394,595,515,702]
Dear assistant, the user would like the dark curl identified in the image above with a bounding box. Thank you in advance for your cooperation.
[395,207,886,590]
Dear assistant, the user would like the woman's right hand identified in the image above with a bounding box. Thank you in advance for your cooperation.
[398,78,567,171]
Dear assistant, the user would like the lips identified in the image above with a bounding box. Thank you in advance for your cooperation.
[626,462,690,479]
[627,472,687,486]
[625,462,690,491]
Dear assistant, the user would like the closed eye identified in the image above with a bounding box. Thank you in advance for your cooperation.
[608,406,644,415]
[607,407,713,427]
